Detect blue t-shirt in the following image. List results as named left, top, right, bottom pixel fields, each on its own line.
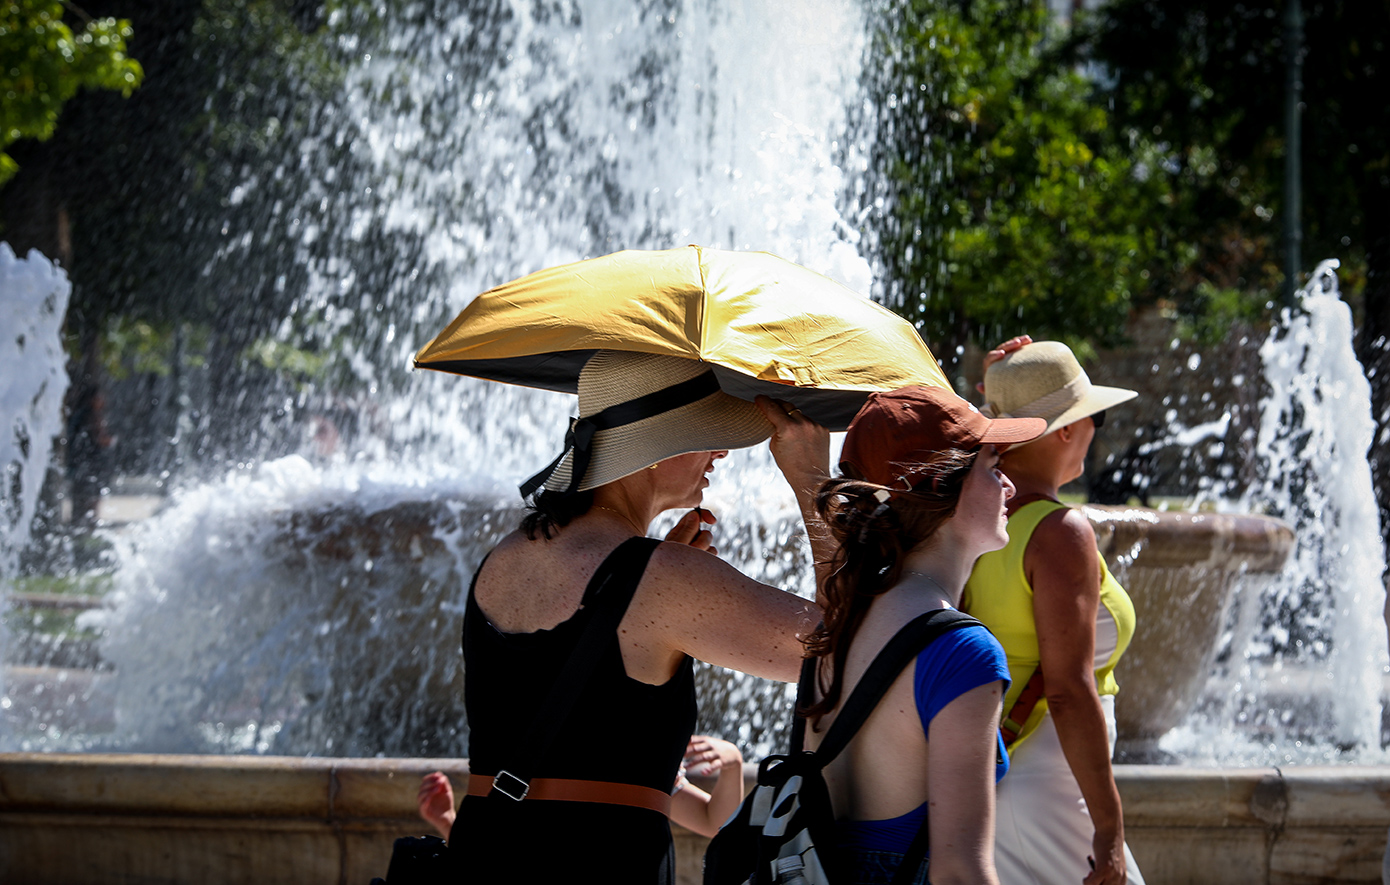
left=834, top=623, right=1010, bottom=854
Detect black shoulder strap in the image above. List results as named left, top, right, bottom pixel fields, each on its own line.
left=792, top=607, right=986, bottom=885
left=790, top=654, right=818, bottom=754
left=814, top=608, right=983, bottom=765
left=501, top=536, right=661, bottom=789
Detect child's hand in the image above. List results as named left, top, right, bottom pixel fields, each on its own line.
left=683, top=735, right=741, bottom=779
left=417, top=771, right=456, bottom=839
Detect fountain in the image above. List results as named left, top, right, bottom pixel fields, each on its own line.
left=0, top=244, right=73, bottom=735
left=1, top=1, right=1387, bottom=883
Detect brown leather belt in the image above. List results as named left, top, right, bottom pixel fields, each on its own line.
left=1001, top=668, right=1047, bottom=749
left=466, top=774, right=672, bottom=816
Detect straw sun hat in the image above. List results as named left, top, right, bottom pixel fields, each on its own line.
left=520, top=350, right=774, bottom=497
left=981, top=341, right=1138, bottom=440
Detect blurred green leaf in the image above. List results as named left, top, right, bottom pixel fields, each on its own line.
left=0, top=0, right=144, bottom=186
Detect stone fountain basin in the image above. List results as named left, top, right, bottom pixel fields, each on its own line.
left=4, top=500, right=1294, bottom=758
left=1086, top=506, right=1296, bottom=758
left=0, top=753, right=1386, bottom=885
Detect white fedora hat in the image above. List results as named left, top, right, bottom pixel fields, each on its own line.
left=981, top=341, right=1137, bottom=440
left=521, top=350, right=773, bottom=496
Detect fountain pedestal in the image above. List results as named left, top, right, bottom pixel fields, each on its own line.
left=1085, top=506, right=1296, bottom=760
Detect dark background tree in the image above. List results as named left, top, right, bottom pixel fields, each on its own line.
left=0, top=1, right=142, bottom=187
left=1069, top=0, right=1390, bottom=540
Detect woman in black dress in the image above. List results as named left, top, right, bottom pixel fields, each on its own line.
left=453, top=349, right=830, bottom=884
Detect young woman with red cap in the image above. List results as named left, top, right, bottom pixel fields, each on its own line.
left=801, top=385, right=1045, bottom=885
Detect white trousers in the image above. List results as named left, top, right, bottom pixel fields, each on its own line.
left=993, top=695, right=1145, bottom=885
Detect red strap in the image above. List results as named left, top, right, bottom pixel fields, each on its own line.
left=466, top=775, right=672, bottom=816
left=1000, top=669, right=1046, bottom=749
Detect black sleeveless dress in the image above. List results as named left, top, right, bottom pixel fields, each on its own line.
left=456, top=536, right=697, bottom=884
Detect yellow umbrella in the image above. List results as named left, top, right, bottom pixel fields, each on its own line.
left=414, top=245, right=948, bottom=430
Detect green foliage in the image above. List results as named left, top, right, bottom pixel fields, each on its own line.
left=864, top=0, right=1174, bottom=371
left=1172, top=280, right=1268, bottom=347
left=1069, top=0, right=1389, bottom=325
left=190, top=0, right=343, bottom=160
left=243, top=337, right=331, bottom=381
left=9, top=571, right=109, bottom=597
left=0, top=0, right=143, bottom=186
left=99, top=318, right=208, bottom=380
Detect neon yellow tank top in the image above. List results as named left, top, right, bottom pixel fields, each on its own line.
left=961, top=499, right=1136, bottom=749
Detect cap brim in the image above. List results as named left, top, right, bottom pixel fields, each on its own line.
left=979, top=416, right=1048, bottom=446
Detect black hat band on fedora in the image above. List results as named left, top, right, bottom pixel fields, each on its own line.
left=519, top=369, right=723, bottom=499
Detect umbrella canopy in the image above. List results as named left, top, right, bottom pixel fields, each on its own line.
left=414, top=245, right=949, bottom=430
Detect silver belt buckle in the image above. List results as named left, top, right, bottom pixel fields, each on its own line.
left=490, top=770, right=530, bottom=801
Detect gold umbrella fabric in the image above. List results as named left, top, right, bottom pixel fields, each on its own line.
left=414, top=245, right=949, bottom=430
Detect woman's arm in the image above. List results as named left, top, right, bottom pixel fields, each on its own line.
left=925, top=680, right=1005, bottom=885
left=755, top=397, right=833, bottom=604
left=669, top=736, right=746, bottom=838
left=642, top=541, right=820, bottom=683
left=1028, top=508, right=1128, bottom=885
left=628, top=404, right=827, bottom=684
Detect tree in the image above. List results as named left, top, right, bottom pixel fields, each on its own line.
left=858, top=0, right=1175, bottom=380
left=1070, top=0, right=1390, bottom=537
left=0, top=0, right=142, bottom=187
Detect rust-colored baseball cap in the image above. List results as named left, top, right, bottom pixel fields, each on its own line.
left=840, top=386, right=1046, bottom=488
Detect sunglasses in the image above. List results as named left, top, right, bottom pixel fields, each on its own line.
left=1091, top=409, right=1106, bottom=429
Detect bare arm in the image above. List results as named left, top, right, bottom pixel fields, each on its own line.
left=1027, top=509, right=1127, bottom=885
left=669, top=736, right=746, bottom=837
left=755, top=396, right=832, bottom=604
left=639, top=541, right=819, bottom=683
left=926, top=680, right=1005, bottom=885
left=976, top=335, right=1033, bottom=395
left=629, top=405, right=827, bottom=684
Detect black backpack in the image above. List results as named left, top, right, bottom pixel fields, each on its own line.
left=703, top=608, right=984, bottom=885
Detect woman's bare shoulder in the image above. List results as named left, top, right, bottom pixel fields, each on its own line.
left=645, top=538, right=748, bottom=581
left=1030, top=504, right=1099, bottom=555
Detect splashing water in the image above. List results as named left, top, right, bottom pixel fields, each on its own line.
left=1161, top=260, right=1390, bottom=764
left=256, top=0, right=873, bottom=466
left=2, top=0, right=860, bottom=757
left=0, top=246, right=70, bottom=569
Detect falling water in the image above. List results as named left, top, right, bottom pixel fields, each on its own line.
left=1, top=0, right=863, bottom=757
left=0, top=245, right=73, bottom=738
left=1161, top=260, right=1390, bottom=763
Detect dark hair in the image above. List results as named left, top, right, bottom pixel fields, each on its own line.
left=521, top=488, right=595, bottom=540
left=801, top=448, right=978, bottom=725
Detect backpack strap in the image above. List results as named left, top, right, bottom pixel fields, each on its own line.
left=790, top=653, right=818, bottom=754
left=486, top=535, right=661, bottom=800
left=790, top=609, right=984, bottom=885
left=813, top=608, right=983, bottom=764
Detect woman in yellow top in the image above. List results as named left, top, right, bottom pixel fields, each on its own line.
left=962, top=338, right=1145, bottom=885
